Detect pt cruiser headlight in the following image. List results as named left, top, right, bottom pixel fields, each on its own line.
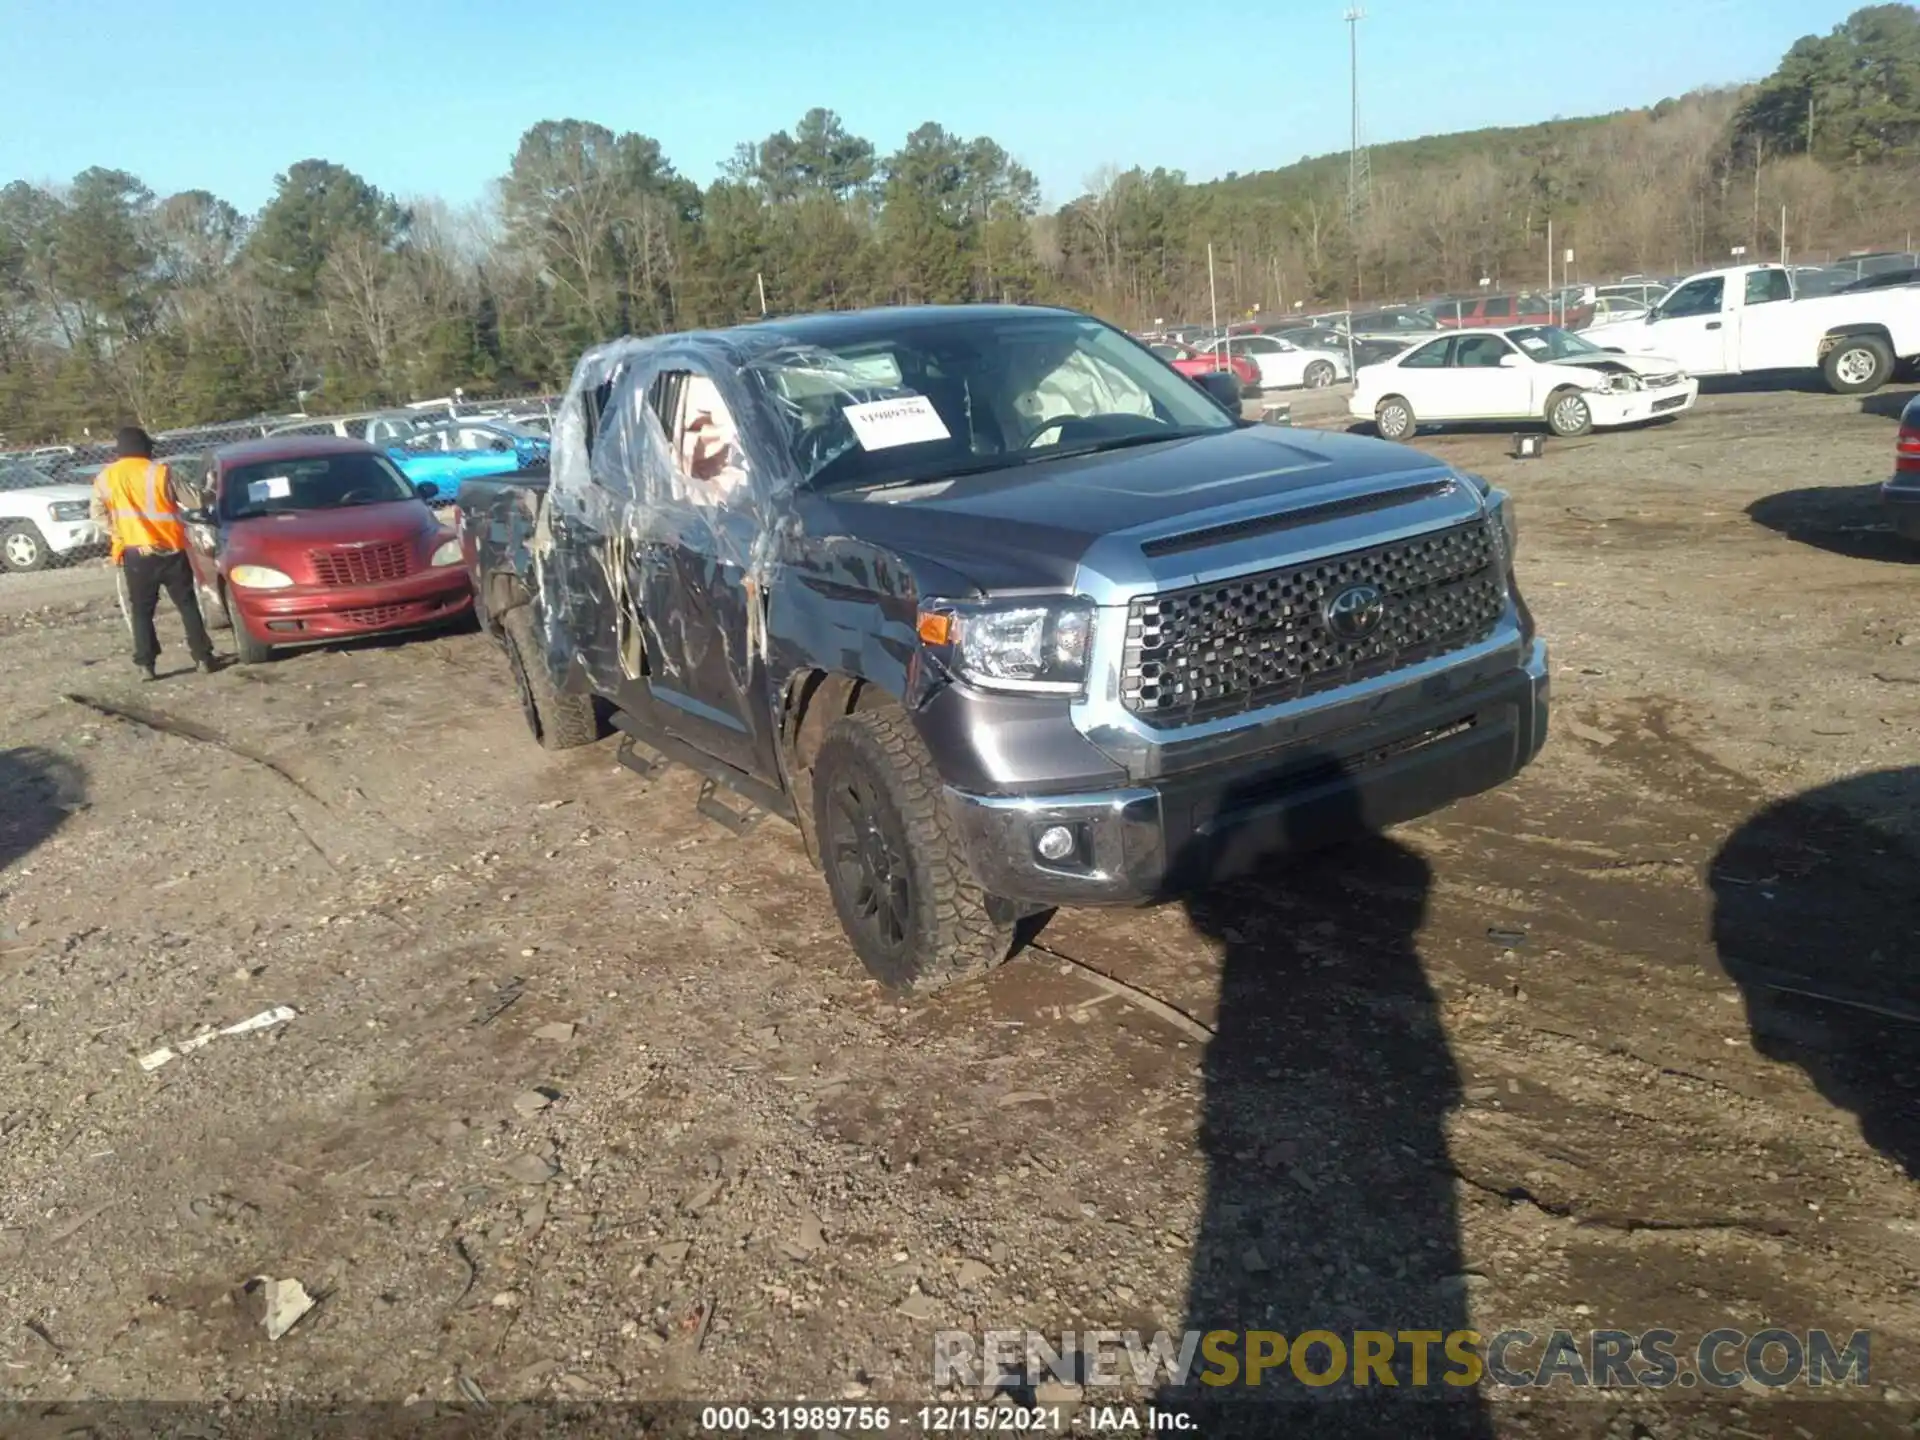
left=430, top=538, right=462, bottom=567
left=229, top=564, right=293, bottom=589
left=917, top=598, right=1095, bottom=694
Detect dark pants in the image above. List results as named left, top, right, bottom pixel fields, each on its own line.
left=122, top=549, right=214, bottom=670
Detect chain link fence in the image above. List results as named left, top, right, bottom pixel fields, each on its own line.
left=0, top=391, right=560, bottom=579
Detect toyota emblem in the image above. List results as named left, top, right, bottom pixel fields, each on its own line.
left=1324, top=582, right=1387, bottom=640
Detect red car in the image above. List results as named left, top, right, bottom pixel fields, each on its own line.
left=1434, top=292, right=1594, bottom=330
left=174, top=435, right=473, bottom=663
left=1146, top=340, right=1261, bottom=392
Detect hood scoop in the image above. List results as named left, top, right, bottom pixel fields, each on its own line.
left=1141, top=478, right=1459, bottom=558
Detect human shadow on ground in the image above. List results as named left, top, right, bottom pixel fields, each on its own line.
left=0, top=746, right=86, bottom=875
left=1164, top=765, right=1490, bottom=1437
left=1711, top=766, right=1920, bottom=1179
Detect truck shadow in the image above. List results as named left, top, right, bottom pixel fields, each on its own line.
left=1695, top=371, right=1834, bottom=397
left=1744, top=485, right=1918, bottom=564
left=1856, top=386, right=1918, bottom=422
left=0, top=746, right=86, bottom=875
left=1162, top=773, right=1489, bottom=1435
left=1710, top=767, right=1920, bottom=1179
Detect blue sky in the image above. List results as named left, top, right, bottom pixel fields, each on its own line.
left=3, top=0, right=1857, bottom=214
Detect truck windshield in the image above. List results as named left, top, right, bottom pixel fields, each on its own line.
left=755, top=314, right=1239, bottom=491
left=221, top=453, right=417, bottom=519
left=1506, top=327, right=1606, bottom=362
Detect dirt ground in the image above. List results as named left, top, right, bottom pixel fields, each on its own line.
left=2, top=382, right=1917, bottom=1438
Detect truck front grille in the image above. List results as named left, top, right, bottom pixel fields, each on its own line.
left=1120, top=519, right=1505, bottom=725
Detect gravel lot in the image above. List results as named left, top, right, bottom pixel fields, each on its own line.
left=1, top=382, right=1916, bottom=1437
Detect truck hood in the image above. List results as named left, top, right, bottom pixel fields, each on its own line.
left=1555, top=351, right=1685, bottom=377
left=1580, top=320, right=1666, bottom=354
left=3, top=483, right=92, bottom=510
left=813, top=425, right=1453, bottom=593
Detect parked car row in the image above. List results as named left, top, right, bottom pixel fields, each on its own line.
left=1343, top=259, right=1920, bottom=440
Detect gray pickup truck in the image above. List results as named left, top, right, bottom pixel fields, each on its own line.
left=459, top=305, right=1548, bottom=990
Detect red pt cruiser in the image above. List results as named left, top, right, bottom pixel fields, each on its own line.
left=177, top=435, right=473, bottom=663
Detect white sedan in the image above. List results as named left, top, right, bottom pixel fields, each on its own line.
left=1349, top=325, right=1698, bottom=440
left=1200, top=334, right=1349, bottom=391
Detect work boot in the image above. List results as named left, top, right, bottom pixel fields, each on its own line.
left=196, top=655, right=222, bottom=675
left=138, top=664, right=157, bottom=682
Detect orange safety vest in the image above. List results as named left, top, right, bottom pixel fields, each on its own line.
left=96, top=458, right=186, bottom=563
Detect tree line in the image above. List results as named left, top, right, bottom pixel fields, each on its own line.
left=4, top=4, right=1920, bottom=443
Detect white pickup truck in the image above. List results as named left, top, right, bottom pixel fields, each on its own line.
left=1583, top=262, right=1920, bottom=395
left=0, top=469, right=109, bottom=572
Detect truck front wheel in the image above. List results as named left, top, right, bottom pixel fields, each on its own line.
left=502, top=607, right=599, bottom=751
left=1822, top=336, right=1893, bottom=394
left=812, top=706, right=1016, bottom=992
left=1546, top=388, right=1593, bottom=437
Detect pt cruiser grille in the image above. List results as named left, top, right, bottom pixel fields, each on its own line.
left=1120, top=519, right=1505, bottom=725
left=308, top=542, right=413, bottom=586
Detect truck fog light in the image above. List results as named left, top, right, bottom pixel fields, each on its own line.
left=1035, top=825, right=1076, bottom=862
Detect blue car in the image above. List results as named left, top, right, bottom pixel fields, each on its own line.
left=390, top=421, right=549, bottom=501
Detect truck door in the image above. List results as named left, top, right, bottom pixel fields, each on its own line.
left=626, top=366, right=781, bottom=785
left=1648, top=276, right=1731, bottom=373
left=1735, top=267, right=1794, bottom=371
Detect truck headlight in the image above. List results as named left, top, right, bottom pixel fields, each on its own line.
left=1487, top=487, right=1518, bottom=558
left=917, top=598, right=1095, bottom=694
left=230, top=564, right=293, bottom=589
left=430, top=538, right=462, bottom=567
left=48, top=500, right=90, bottom=523
left=1606, top=372, right=1645, bottom=392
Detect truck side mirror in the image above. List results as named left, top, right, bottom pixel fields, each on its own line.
left=415, top=480, right=440, bottom=502
left=1194, top=370, right=1243, bottom=411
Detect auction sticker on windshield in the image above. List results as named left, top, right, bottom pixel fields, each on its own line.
left=844, top=395, right=950, bottom=451
left=247, top=476, right=292, bottom=502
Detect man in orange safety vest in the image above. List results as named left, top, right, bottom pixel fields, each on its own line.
left=90, top=426, right=219, bottom=680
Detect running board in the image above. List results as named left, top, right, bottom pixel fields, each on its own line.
left=608, top=709, right=794, bottom=831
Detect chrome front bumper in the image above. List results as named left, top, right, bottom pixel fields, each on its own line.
left=945, top=638, right=1550, bottom=906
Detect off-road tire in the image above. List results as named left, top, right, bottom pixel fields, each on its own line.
left=0, top=521, right=50, bottom=572
left=230, top=603, right=275, bottom=665
left=1546, top=388, right=1593, bottom=438
left=1304, top=360, right=1337, bottom=389
left=502, top=606, right=597, bottom=751
left=1822, top=335, right=1893, bottom=395
left=812, top=706, right=1016, bottom=992
left=1375, top=396, right=1415, bottom=441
